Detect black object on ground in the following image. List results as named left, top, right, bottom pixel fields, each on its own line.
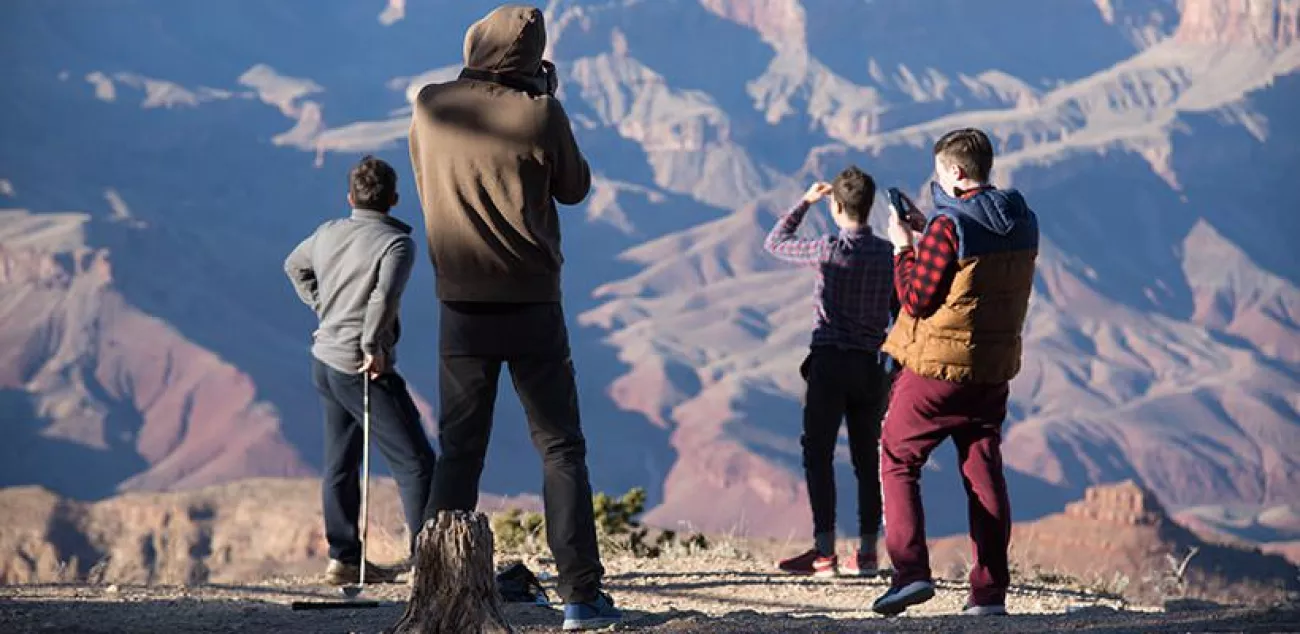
left=497, top=561, right=549, bottom=604
left=290, top=598, right=383, bottom=610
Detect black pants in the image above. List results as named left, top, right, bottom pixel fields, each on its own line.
left=430, top=301, right=604, bottom=604
left=312, top=359, right=437, bottom=564
left=800, top=347, right=890, bottom=537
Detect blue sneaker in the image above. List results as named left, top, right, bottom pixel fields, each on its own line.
left=872, top=580, right=936, bottom=616
left=562, top=591, right=623, bottom=631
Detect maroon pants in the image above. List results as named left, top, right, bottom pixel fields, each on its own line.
left=881, top=369, right=1012, bottom=606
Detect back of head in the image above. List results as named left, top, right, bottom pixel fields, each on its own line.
left=933, top=128, right=994, bottom=183
left=463, top=4, right=546, bottom=76
left=832, top=166, right=876, bottom=223
left=349, top=155, right=398, bottom=212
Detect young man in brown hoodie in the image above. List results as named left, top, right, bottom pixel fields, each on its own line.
left=407, top=4, right=619, bottom=630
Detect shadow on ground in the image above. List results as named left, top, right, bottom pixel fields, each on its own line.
left=2, top=592, right=1298, bottom=634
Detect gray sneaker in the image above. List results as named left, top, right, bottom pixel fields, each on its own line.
left=872, top=580, right=936, bottom=616
left=963, top=603, right=1008, bottom=616
left=324, top=559, right=402, bottom=585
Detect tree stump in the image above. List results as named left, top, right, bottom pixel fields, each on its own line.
left=390, top=511, right=514, bottom=634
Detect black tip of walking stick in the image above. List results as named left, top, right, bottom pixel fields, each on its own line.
left=290, top=598, right=382, bottom=610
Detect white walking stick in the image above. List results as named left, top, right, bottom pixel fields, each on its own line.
left=342, top=372, right=372, bottom=599
left=293, top=372, right=381, bottom=610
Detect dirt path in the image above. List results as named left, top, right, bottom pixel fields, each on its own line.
left=3, top=554, right=1297, bottom=633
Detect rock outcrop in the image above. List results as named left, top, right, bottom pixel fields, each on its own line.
left=0, top=210, right=312, bottom=499
left=0, top=479, right=538, bottom=585
left=930, top=482, right=1300, bottom=606
left=1175, top=0, right=1300, bottom=46
left=1065, top=480, right=1167, bottom=526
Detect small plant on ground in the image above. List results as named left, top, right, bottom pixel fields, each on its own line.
left=491, top=508, right=547, bottom=554
left=87, top=556, right=112, bottom=585
left=1029, top=566, right=1078, bottom=588
left=1082, top=570, right=1132, bottom=600
left=492, top=488, right=710, bottom=559
left=1157, top=546, right=1200, bottom=601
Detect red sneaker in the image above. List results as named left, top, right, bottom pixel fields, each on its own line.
left=840, top=550, right=879, bottom=577
left=776, top=549, right=838, bottom=577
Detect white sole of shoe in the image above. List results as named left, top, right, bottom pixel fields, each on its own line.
left=562, top=617, right=621, bottom=631
left=841, top=569, right=879, bottom=578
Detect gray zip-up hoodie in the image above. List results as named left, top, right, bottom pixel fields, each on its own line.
left=284, top=208, right=416, bottom=374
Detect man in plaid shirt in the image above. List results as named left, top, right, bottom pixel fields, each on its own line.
left=764, top=166, right=895, bottom=578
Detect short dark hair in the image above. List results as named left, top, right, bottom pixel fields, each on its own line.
left=349, top=155, right=398, bottom=212
left=933, top=128, right=994, bottom=182
left=831, top=165, right=876, bottom=223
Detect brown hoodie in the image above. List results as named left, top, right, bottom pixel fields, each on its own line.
left=409, top=4, right=591, bottom=303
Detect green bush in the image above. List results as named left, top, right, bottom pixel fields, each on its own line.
left=492, top=487, right=709, bottom=559
left=491, top=508, right=546, bottom=553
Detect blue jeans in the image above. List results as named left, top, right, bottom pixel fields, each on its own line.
left=312, top=358, right=437, bottom=564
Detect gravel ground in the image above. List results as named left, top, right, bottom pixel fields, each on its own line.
left=2, top=553, right=1297, bottom=633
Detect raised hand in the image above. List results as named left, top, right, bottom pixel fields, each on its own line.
left=802, top=182, right=833, bottom=205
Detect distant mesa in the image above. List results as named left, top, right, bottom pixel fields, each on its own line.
left=1065, top=479, right=1166, bottom=527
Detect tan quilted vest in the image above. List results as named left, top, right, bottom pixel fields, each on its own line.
left=882, top=248, right=1037, bottom=384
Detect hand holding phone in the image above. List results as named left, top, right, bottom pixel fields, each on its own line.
left=887, top=187, right=925, bottom=231
left=540, top=60, right=558, bottom=96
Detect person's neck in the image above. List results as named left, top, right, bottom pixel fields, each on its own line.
left=952, top=180, right=990, bottom=197
left=838, top=221, right=865, bottom=233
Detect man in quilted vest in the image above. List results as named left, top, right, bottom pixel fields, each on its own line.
left=870, top=128, right=1039, bottom=617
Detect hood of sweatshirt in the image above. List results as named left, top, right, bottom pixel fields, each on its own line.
left=463, top=4, right=546, bottom=78
left=930, top=180, right=1031, bottom=237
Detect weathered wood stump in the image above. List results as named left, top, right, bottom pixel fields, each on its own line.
left=390, top=511, right=514, bottom=634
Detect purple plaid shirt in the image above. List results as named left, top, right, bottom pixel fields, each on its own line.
left=764, top=201, right=894, bottom=352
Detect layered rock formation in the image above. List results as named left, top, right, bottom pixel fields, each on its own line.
left=0, top=479, right=537, bottom=585
left=0, top=211, right=311, bottom=498
left=930, top=481, right=1300, bottom=606
left=0, top=0, right=1296, bottom=554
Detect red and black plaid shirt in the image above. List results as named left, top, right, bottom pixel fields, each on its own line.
left=764, top=201, right=895, bottom=351
left=895, top=215, right=959, bottom=318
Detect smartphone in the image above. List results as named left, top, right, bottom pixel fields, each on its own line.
left=539, top=60, right=558, bottom=96
left=886, top=187, right=910, bottom=221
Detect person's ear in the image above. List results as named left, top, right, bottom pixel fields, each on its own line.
left=347, top=191, right=355, bottom=208
left=391, top=192, right=400, bottom=208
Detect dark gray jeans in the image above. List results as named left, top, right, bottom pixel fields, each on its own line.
left=312, top=358, right=436, bottom=563
left=800, top=347, right=891, bottom=537
left=429, top=301, right=605, bottom=604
